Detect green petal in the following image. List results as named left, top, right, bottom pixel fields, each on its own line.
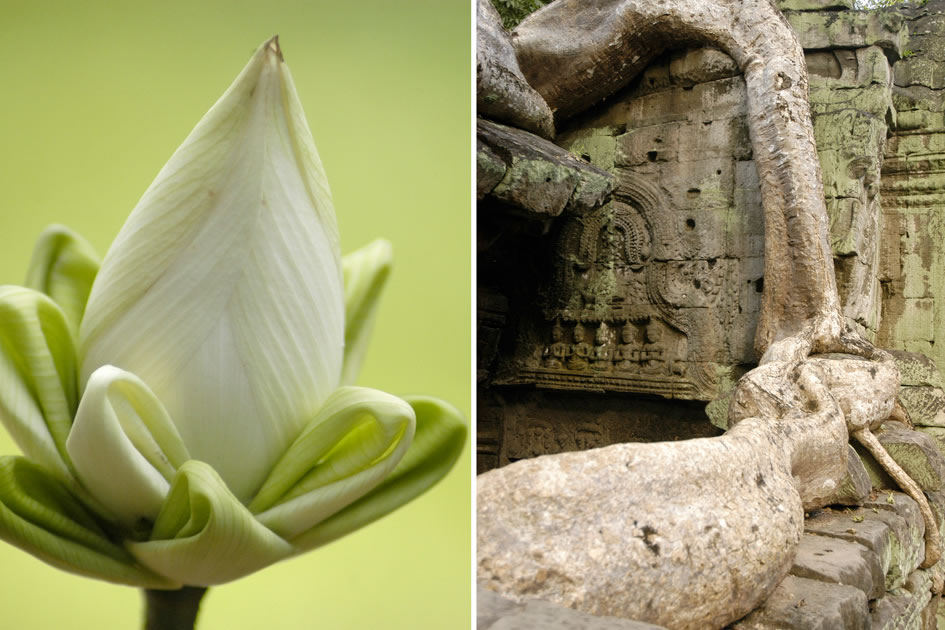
left=341, top=240, right=392, bottom=385
left=249, top=386, right=414, bottom=539
left=66, top=365, right=190, bottom=532
left=0, top=456, right=176, bottom=588
left=0, top=286, right=77, bottom=480
left=24, top=225, right=100, bottom=335
left=128, top=461, right=293, bottom=586
left=289, top=395, right=466, bottom=552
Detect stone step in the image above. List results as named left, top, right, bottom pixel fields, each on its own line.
left=731, top=575, right=869, bottom=630
left=789, top=533, right=885, bottom=600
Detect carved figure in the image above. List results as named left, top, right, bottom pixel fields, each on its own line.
left=542, top=322, right=568, bottom=368
left=614, top=324, right=639, bottom=371
left=567, top=323, right=592, bottom=370
left=591, top=323, right=614, bottom=371
left=640, top=322, right=666, bottom=374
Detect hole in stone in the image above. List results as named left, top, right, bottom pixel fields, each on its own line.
left=580, top=153, right=591, bottom=162
left=755, top=278, right=764, bottom=293
left=703, top=120, right=712, bottom=126
left=717, top=169, right=722, bottom=175
left=685, top=218, right=696, bottom=230
left=647, top=151, right=659, bottom=162
left=693, top=279, right=701, bottom=289
left=687, top=188, right=701, bottom=199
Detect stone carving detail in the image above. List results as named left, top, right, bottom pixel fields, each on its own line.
left=506, top=180, right=718, bottom=397
left=504, top=417, right=611, bottom=461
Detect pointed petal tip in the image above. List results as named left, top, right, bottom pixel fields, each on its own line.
left=266, top=35, right=283, bottom=62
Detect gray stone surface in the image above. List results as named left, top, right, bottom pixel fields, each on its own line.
left=731, top=575, right=869, bottom=630
left=789, top=533, right=885, bottom=600
left=864, top=493, right=927, bottom=590
left=477, top=586, right=667, bottom=630
left=477, top=118, right=614, bottom=218
left=876, top=423, right=945, bottom=492
left=784, top=10, right=907, bottom=58
left=828, top=445, right=873, bottom=507
left=805, top=508, right=892, bottom=577
left=777, top=0, right=853, bottom=9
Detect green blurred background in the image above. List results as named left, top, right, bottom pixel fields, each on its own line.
left=0, top=0, right=470, bottom=628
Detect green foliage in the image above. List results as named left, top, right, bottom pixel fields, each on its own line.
left=490, top=0, right=551, bottom=30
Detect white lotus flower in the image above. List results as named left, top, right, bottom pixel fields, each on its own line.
left=0, top=37, right=465, bottom=589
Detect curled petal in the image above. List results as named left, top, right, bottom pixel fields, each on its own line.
left=0, top=286, right=77, bottom=480
left=0, top=456, right=176, bottom=588
left=250, top=387, right=415, bottom=539
left=78, top=38, right=344, bottom=501
left=128, top=461, right=293, bottom=586
left=66, top=365, right=189, bottom=532
left=341, top=239, right=392, bottom=385
left=288, top=395, right=466, bottom=551
left=25, top=225, right=100, bottom=334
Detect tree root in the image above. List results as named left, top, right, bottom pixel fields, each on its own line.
left=852, top=428, right=942, bottom=576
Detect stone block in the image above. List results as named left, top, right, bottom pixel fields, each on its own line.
left=894, top=299, right=936, bottom=345
left=732, top=575, right=868, bottom=630
left=478, top=138, right=507, bottom=199
left=477, top=587, right=668, bottom=630
left=789, top=533, right=884, bottom=600
left=824, top=445, right=873, bottom=506
left=806, top=507, right=891, bottom=575
left=614, top=124, right=679, bottom=167
left=900, top=386, right=945, bottom=427
left=887, top=350, right=945, bottom=387
left=863, top=492, right=926, bottom=590
left=876, top=423, right=945, bottom=492
left=785, top=10, right=907, bottom=58
left=807, top=46, right=890, bottom=89
left=777, top=0, right=853, bottom=9
left=478, top=119, right=614, bottom=218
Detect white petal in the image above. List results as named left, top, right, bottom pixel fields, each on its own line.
left=78, top=38, right=344, bottom=501
left=66, top=366, right=190, bottom=530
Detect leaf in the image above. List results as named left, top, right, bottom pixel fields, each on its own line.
left=78, top=37, right=344, bottom=502
left=24, top=225, right=100, bottom=334
left=66, top=365, right=190, bottom=533
left=128, top=461, right=293, bottom=586
left=340, top=239, right=392, bottom=385
left=289, top=395, right=466, bottom=551
left=250, top=386, right=415, bottom=539
left=0, top=286, right=78, bottom=481
left=0, top=456, right=176, bottom=588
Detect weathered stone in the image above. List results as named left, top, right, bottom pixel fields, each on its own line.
left=789, top=533, right=885, bottom=600
left=477, top=587, right=668, bottom=630
left=478, top=138, right=507, bottom=199
left=476, top=0, right=554, bottom=139
left=784, top=10, right=907, bottom=59
left=806, top=508, right=892, bottom=577
left=777, top=0, right=853, bottom=9
left=478, top=118, right=614, bottom=218
left=901, top=387, right=945, bottom=427
left=863, top=492, right=927, bottom=589
left=876, top=423, right=945, bottom=492
left=731, top=575, right=868, bottom=630
left=890, top=351, right=945, bottom=389
left=825, top=445, right=873, bottom=506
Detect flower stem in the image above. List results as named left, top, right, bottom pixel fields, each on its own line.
left=143, top=587, right=208, bottom=630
